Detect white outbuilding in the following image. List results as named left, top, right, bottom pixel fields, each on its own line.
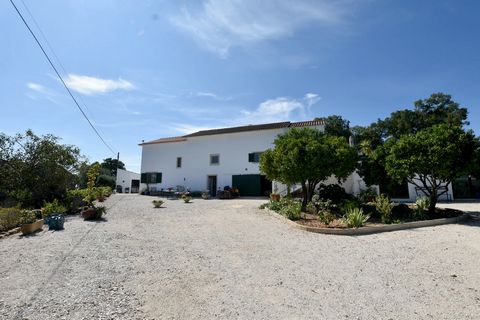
left=116, top=168, right=141, bottom=193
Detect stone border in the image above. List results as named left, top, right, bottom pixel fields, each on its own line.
left=264, top=209, right=471, bottom=235
left=0, top=227, right=21, bottom=240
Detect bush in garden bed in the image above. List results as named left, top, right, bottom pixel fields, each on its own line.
left=343, top=207, right=370, bottom=228
left=41, top=199, right=67, bottom=218
left=0, top=207, right=23, bottom=232
left=261, top=197, right=302, bottom=220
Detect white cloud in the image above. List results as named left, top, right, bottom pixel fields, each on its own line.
left=304, top=92, right=321, bottom=107
left=170, top=0, right=348, bottom=57
left=191, top=91, right=232, bottom=101
left=64, top=74, right=134, bottom=95
left=26, top=82, right=63, bottom=105
left=27, top=82, right=47, bottom=93
left=170, top=92, right=321, bottom=134
left=171, top=123, right=221, bottom=135
left=239, top=93, right=318, bottom=124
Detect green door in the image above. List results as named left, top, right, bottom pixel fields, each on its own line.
left=232, top=174, right=261, bottom=196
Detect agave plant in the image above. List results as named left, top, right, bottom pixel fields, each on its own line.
left=152, top=200, right=164, bottom=208
left=344, top=207, right=370, bottom=228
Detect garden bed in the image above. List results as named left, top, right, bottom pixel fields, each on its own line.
left=268, top=208, right=469, bottom=235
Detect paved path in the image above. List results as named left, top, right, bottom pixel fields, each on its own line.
left=1, top=195, right=479, bottom=319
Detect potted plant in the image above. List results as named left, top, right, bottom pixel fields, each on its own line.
left=41, top=199, right=67, bottom=230
left=152, top=200, right=164, bottom=208
left=201, top=190, right=210, bottom=200
left=96, top=187, right=106, bottom=202
left=19, top=210, right=43, bottom=235
left=47, top=215, right=65, bottom=230
left=181, top=193, right=192, bottom=203
left=270, top=186, right=280, bottom=201
left=81, top=164, right=107, bottom=220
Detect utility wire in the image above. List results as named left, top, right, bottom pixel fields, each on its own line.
left=9, top=0, right=117, bottom=156
left=18, top=0, right=98, bottom=122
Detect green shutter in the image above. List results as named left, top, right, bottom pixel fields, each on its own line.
left=156, top=172, right=162, bottom=183
left=248, top=153, right=254, bottom=162
left=141, top=173, right=147, bottom=183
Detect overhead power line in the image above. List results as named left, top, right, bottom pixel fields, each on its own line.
left=9, top=0, right=117, bottom=156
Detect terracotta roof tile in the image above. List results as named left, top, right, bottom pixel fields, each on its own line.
left=140, top=119, right=324, bottom=145
left=139, top=136, right=187, bottom=146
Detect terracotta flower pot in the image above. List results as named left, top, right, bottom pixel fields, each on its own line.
left=81, top=207, right=97, bottom=220
left=20, top=220, right=43, bottom=235
left=270, top=194, right=281, bottom=201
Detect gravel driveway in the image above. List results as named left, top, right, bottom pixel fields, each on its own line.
left=1, top=194, right=479, bottom=320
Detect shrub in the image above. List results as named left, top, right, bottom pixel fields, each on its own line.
left=279, top=199, right=301, bottom=220
left=344, top=207, right=370, bottom=228
left=311, top=194, right=336, bottom=213
left=0, top=208, right=22, bottom=231
left=152, top=200, right=164, bottom=208
left=415, top=196, right=430, bottom=212
left=317, top=183, right=351, bottom=204
left=357, top=187, right=378, bottom=204
left=306, top=202, right=317, bottom=215
left=41, top=199, right=67, bottom=218
left=339, top=199, right=359, bottom=214
left=374, top=194, right=395, bottom=224
left=259, top=203, right=268, bottom=209
left=94, top=206, right=107, bottom=219
left=181, top=194, right=192, bottom=203
left=66, top=189, right=87, bottom=213
left=318, top=211, right=335, bottom=225
left=413, top=196, right=430, bottom=220
left=267, top=198, right=283, bottom=212
left=265, top=197, right=301, bottom=220
left=18, top=210, right=37, bottom=225
left=96, top=174, right=115, bottom=189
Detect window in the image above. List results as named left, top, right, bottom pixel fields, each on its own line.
left=248, top=152, right=263, bottom=163
left=210, top=154, right=220, bottom=165
left=141, top=172, right=162, bottom=184
left=176, top=157, right=182, bottom=168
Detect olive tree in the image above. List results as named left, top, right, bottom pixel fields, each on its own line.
left=385, top=124, right=476, bottom=212
left=260, top=127, right=357, bottom=211
left=0, top=130, right=82, bottom=207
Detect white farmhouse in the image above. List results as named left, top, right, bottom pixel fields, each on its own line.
left=139, top=119, right=456, bottom=201
left=139, top=120, right=324, bottom=196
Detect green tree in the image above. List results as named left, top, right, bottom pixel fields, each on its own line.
left=100, top=157, right=125, bottom=177
left=260, top=128, right=357, bottom=211
left=0, top=130, right=82, bottom=207
left=385, top=124, right=476, bottom=211
left=315, top=115, right=351, bottom=140
left=354, top=93, right=470, bottom=191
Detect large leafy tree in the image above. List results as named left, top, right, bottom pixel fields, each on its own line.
left=0, top=130, right=82, bottom=207
left=100, top=157, right=125, bottom=177
left=385, top=124, right=476, bottom=211
left=355, top=93, right=470, bottom=190
left=260, top=128, right=357, bottom=211
left=315, top=115, right=351, bottom=140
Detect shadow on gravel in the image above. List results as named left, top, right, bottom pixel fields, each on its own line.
left=18, top=229, right=43, bottom=238
left=459, top=214, right=480, bottom=228
left=12, top=196, right=124, bottom=319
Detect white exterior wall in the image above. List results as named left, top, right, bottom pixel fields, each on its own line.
left=141, top=125, right=324, bottom=192
left=116, top=169, right=141, bottom=193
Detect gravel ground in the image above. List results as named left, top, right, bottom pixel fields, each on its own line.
left=1, top=194, right=479, bottom=320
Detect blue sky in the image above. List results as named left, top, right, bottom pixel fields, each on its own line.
left=1, top=0, right=479, bottom=172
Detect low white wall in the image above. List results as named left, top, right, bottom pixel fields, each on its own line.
left=407, top=177, right=454, bottom=201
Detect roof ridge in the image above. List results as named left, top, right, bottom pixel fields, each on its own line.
left=140, top=119, right=325, bottom=145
